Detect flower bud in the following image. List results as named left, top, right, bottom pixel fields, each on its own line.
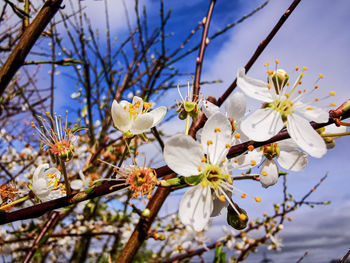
left=271, top=69, right=289, bottom=93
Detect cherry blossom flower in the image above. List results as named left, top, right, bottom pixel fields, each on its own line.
left=111, top=96, right=167, bottom=135
left=237, top=67, right=330, bottom=158
left=31, top=164, right=66, bottom=202
left=164, top=112, right=249, bottom=231
left=232, top=139, right=308, bottom=188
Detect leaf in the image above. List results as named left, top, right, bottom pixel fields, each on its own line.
left=71, top=126, right=86, bottom=134
left=214, top=244, right=226, bottom=263
left=184, top=175, right=203, bottom=186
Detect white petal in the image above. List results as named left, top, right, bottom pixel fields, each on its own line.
left=240, top=108, right=283, bottom=141
left=260, top=159, right=279, bottom=188
left=179, top=185, right=213, bottom=232
left=132, top=96, right=144, bottom=115
left=277, top=150, right=308, bottom=171
left=294, top=101, right=329, bottom=123
left=33, top=164, right=49, bottom=181
left=232, top=150, right=263, bottom=170
left=211, top=195, right=229, bottom=217
left=32, top=178, right=50, bottom=199
left=225, top=92, right=246, bottom=120
left=129, top=114, right=154, bottom=134
left=196, top=128, right=203, bottom=143
left=111, top=100, right=132, bottom=132
left=148, top=106, right=167, bottom=127
left=202, top=100, right=220, bottom=118
left=163, top=134, right=203, bottom=177
left=237, top=68, right=273, bottom=102
left=287, top=114, right=326, bottom=158
left=71, top=179, right=84, bottom=190
left=277, top=138, right=299, bottom=151
left=324, top=123, right=347, bottom=135
left=201, top=112, right=232, bottom=165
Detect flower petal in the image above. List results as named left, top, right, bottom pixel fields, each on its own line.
left=70, top=179, right=84, bottom=190
left=201, top=112, right=232, bottom=165
left=294, top=101, right=329, bottom=123
left=232, top=150, right=263, bottom=170
left=324, top=123, right=347, bottom=135
left=129, top=114, right=154, bottom=134
left=179, top=185, right=213, bottom=232
left=202, top=100, right=220, bottom=119
left=240, top=108, right=283, bottom=141
left=148, top=106, right=167, bottom=127
left=33, top=164, right=49, bottom=181
left=277, top=150, right=308, bottom=171
left=211, top=194, right=229, bottom=217
left=237, top=68, right=273, bottom=102
left=277, top=138, right=299, bottom=151
left=287, top=114, right=326, bottom=158
left=164, top=134, right=204, bottom=177
left=111, top=100, right=132, bottom=132
left=260, top=159, right=279, bottom=188
left=225, top=92, right=246, bottom=120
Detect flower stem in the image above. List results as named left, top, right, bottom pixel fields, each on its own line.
left=60, top=160, right=71, bottom=196
left=337, top=121, right=350, bottom=127
left=0, top=195, right=30, bottom=210
left=321, top=132, right=350, bottom=137
left=185, top=113, right=191, bottom=135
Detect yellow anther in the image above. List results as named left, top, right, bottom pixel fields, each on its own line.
left=306, top=107, right=314, bottom=110
left=197, top=166, right=202, bottom=172
left=315, top=98, right=319, bottom=102
left=315, top=85, right=319, bottom=89
left=285, top=93, right=290, bottom=99
left=248, top=145, right=254, bottom=151
left=234, top=160, right=238, bottom=163
left=218, top=195, right=226, bottom=202
left=144, top=102, right=152, bottom=109
left=330, top=102, right=337, bottom=107
left=201, top=181, right=208, bottom=187
left=298, top=90, right=302, bottom=94
left=241, top=172, right=245, bottom=176
left=254, top=196, right=262, bottom=202
left=267, top=70, right=274, bottom=76
left=123, top=106, right=127, bottom=110
left=302, top=66, right=308, bottom=71
left=267, top=83, right=271, bottom=90
left=329, top=91, right=336, bottom=96
left=241, top=193, right=247, bottom=199
left=264, top=62, right=270, bottom=67
left=234, top=133, right=240, bottom=139
left=221, top=159, right=226, bottom=163
left=262, top=171, right=268, bottom=177
left=287, top=82, right=290, bottom=86
left=225, top=144, right=231, bottom=149
left=214, top=128, right=221, bottom=133
left=239, top=213, right=247, bottom=221
left=275, top=59, right=279, bottom=64
left=295, top=66, right=299, bottom=71
left=201, top=156, right=207, bottom=162
left=207, top=140, right=213, bottom=146
left=298, top=81, right=302, bottom=85
left=250, top=160, right=256, bottom=166
left=228, top=178, right=233, bottom=185
left=319, top=73, right=324, bottom=79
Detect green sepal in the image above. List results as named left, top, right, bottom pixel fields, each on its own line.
left=214, top=244, right=226, bottom=263
left=227, top=202, right=249, bottom=230
left=184, top=175, right=203, bottom=186
left=71, top=126, right=86, bottom=134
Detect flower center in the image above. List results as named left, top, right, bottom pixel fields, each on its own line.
left=201, top=163, right=227, bottom=190
left=126, top=167, right=157, bottom=198
left=261, top=143, right=280, bottom=160
left=269, top=98, right=294, bottom=121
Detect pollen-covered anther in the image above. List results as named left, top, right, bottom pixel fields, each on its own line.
left=319, top=73, right=324, bottom=79
left=285, top=93, right=290, bottom=99
left=218, top=195, right=226, bottom=202
left=306, top=107, right=314, bottom=110
left=315, top=98, right=319, bottom=102
left=201, top=156, right=207, bottom=162
left=225, top=144, right=231, bottom=149
left=248, top=145, right=254, bottom=151
left=329, top=91, right=336, bottom=96
left=315, top=85, right=319, bottom=89
left=267, top=83, right=271, bottom=90
left=302, top=66, right=308, bottom=71
left=250, top=160, right=256, bottom=166
left=264, top=62, right=270, bottom=67
left=295, top=66, right=299, bottom=71
left=228, top=178, right=233, bottom=185
left=234, top=133, right=240, bottom=139
left=214, top=127, right=221, bottom=133
left=239, top=213, right=247, bottom=221
left=262, top=171, right=268, bottom=177
left=198, top=166, right=202, bottom=172
left=241, top=193, right=247, bottom=199
left=275, top=59, right=279, bottom=64
left=330, top=102, right=337, bottom=107
left=234, top=160, right=238, bottom=163
left=207, top=140, right=213, bottom=146
left=254, top=196, right=262, bottom=202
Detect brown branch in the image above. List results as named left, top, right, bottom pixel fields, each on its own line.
left=193, top=0, right=216, bottom=99
left=217, top=0, right=302, bottom=106
left=340, top=249, right=350, bottom=263
left=0, top=0, right=63, bottom=96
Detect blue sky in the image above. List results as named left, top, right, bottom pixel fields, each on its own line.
left=3, top=0, right=349, bottom=261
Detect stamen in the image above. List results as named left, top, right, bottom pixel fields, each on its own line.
left=254, top=196, right=262, bottom=202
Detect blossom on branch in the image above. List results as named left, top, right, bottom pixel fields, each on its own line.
left=237, top=66, right=331, bottom=158
left=111, top=96, right=167, bottom=135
